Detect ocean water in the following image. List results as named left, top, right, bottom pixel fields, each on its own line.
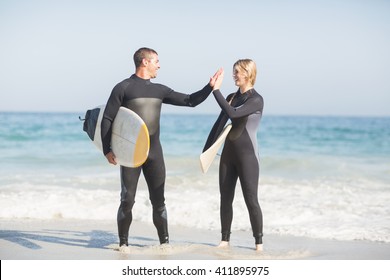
left=0, top=111, right=389, bottom=243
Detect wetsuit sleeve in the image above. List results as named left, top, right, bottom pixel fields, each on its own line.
left=101, top=83, right=125, bottom=155
left=163, top=84, right=213, bottom=107
left=212, top=89, right=263, bottom=119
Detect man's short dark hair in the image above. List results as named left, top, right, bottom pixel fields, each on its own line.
left=133, top=47, right=158, bottom=68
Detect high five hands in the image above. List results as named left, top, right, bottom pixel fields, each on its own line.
left=209, top=68, right=224, bottom=90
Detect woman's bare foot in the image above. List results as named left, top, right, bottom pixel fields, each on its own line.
left=255, top=244, right=263, bottom=251
left=217, top=241, right=230, bottom=248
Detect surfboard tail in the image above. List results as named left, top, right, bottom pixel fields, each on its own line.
left=199, top=153, right=211, bottom=173
left=199, top=124, right=232, bottom=174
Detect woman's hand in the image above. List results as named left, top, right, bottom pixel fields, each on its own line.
left=209, top=68, right=223, bottom=88
left=212, top=68, right=224, bottom=90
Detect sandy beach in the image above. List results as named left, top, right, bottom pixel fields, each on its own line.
left=1, top=218, right=389, bottom=260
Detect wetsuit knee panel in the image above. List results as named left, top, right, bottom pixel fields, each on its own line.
left=153, top=204, right=167, bottom=215
left=119, top=199, right=135, bottom=214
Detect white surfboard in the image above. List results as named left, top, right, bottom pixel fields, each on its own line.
left=93, top=105, right=150, bottom=167
left=200, top=124, right=232, bottom=173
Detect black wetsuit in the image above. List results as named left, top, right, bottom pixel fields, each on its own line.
left=102, top=74, right=212, bottom=245
left=203, top=88, right=264, bottom=244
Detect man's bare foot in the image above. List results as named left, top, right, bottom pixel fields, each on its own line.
left=159, top=243, right=172, bottom=253
left=118, top=245, right=130, bottom=253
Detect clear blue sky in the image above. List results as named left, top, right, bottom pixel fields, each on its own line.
left=1, top=0, right=389, bottom=116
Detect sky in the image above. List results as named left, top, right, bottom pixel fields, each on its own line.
left=1, top=0, right=389, bottom=116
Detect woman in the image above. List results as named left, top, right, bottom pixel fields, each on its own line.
left=203, top=59, right=264, bottom=251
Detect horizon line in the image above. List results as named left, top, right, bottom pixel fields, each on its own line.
left=0, top=110, right=389, bottom=119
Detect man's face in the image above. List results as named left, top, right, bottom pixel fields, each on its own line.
left=145, top=53, right=160, bottom=79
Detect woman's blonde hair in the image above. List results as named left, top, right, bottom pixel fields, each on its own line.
left=233, top=59, right=257, bottom=86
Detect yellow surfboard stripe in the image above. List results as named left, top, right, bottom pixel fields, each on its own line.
left=133, top=123, right=150, bottom=167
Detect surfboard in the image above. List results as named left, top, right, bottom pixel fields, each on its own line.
left=90, top=105, right=150, bottom=167
left=199, top=124, right=232, bottom=173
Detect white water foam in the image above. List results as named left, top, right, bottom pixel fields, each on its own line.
left=1, top=162, right=389, bottom=244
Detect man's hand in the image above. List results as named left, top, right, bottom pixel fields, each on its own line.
left=105, top=151, right=117, bottom=165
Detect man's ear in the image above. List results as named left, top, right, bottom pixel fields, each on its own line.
left=141, top=58, right=148, bottom=66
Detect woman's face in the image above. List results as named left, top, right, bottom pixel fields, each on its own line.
left=233, top=67, right=247, bottom=87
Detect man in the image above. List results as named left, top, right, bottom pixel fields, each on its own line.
left=101, top=47, right=220, bottom=250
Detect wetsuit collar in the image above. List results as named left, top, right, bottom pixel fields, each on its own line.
left=238, top=88, right=254, bottom=95
left=131, top=74, right=151, bottom=84
left=233, top=89, right=253, bottom=107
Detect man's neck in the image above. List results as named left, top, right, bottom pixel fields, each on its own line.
left=135, top=68, right=151, bottom=80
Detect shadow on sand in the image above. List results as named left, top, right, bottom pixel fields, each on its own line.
left=0, top=229, right=118, bottom=250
